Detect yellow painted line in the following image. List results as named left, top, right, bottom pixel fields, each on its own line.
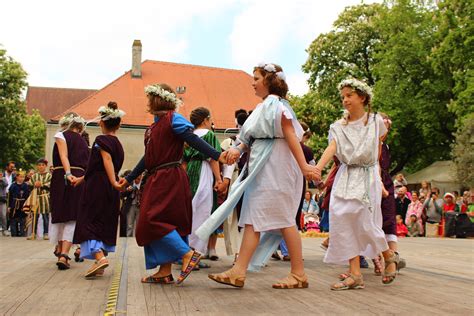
left=104, top=260, right=124, bottom=316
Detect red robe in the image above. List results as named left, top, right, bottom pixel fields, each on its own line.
left=136, top=111, right=193, bottom=247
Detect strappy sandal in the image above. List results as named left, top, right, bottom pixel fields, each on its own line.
left=141, top=274, right=175, bottom=284
left=272, top=273, right=309, bottom=289
left=176, top=251, right=201, bottom=285
left=338, top=270, right=351, bottom=281
left=85, top=257, right=109, bottom=278
left=383, top=251, right=400, bottom=285
left=53, top=245, right=60, bottom=258
left=208, top=269, right=246, bottom=288
left=56, top=254, right=71, bottom=270
left=74, top=249, right=84, bottom=262
left=320, top=238, right=329, bottom=251
left=331, top=274, right=364, bottom=291
left=372, top=255, right=383, bottom=276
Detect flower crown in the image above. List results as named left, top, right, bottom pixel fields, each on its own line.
left=58, top=114, right=86, bottom=129
left=257, top=62, right=287, bottom=82
left=98, top=106, right=126, bottom=121
left=338, top=78, right=373, bottom=100
left=144, top=84, right=182, bottom=107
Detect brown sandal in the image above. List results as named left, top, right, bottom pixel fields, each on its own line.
left=338, top=270, right=351, bottom=281
left=208, top=269, right=246, bottom=288
left=331, top=274, right=364, bottom=291
left=382, top=251, right=399, bottom=284
left=85, top=257, right=109, bottom=278
left=56, top=254, right=71, bottom=270
left=141, top=274, right=175, bottom=284
left=373, top=255, right=383, bottom=276
left=272, top=273, right=309, bottom=289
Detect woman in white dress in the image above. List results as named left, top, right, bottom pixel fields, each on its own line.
left=315, top=78, right=400, bottom=290
left=207, top=63, right=318, bottom=289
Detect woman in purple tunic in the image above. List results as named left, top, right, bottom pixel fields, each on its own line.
left=50, top=113, right=89, bottom=270
left=73, top=102, right=125, bottom=278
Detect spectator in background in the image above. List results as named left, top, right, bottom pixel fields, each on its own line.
left=396, top=215, right=408, bottom=237
left=405, top=191, right=424, bottom=236
left=442, top=193, right=459, bottom=213
left=419, top=180, right=431, bottom=199
left=460, top=191, right=470, bottom=213
left=466, top=190, right=474, bottom=223
left=406, top=214, right=421, bottom=237
left=3, top=161, right=16, bottom=190
left=395, top=186, right=410, bottom=220
left=8, top=171, right=29, bottom=237
left=0, top=171, right=9, bottom=236
left=453, top=191, right=463, bottom=207
left=424, top=187, right=443, bottom=221
left=393, top=173, right=407, bottom=196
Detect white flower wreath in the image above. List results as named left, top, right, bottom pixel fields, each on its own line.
left=338, top=78, right=373, bottom=99
left=98, top=106, right=126, bottom=121
left=257, top=62, right=287, bottom=82
left=58, top=114, right=86, bottom=128
left=144, top=84, right=182, bottom=106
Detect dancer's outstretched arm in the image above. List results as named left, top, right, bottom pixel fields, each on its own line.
left=315, top=140, right=337, bottom=180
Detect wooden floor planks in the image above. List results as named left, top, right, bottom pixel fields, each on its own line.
left=0, top=235, right=472, bottom=315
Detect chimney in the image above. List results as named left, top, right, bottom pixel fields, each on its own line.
left=131, top=40, right=142, bottom=78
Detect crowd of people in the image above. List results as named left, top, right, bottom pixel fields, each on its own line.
left=1, top=62, right=473, bottom=292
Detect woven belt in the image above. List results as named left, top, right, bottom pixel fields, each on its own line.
left=52, top=166, right=85, bottom=172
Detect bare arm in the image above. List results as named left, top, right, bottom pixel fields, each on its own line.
left=56, top=138, right=75, bottom=183
left=316, top=140, right=337, bottom=171
left=281, top=116, right=316, bottom=180
left=282, top=116, right=307, bottom=170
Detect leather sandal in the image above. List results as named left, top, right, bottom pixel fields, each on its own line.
left=74, top=249, right=84, bottom=262
left=331, top=274, right=364, bottom=291
left=56, top=254, right=71, bottom=270
left=383, top=251, right=400, bottom=284
left=85, top=257, right=109, bottom=278
left=372, top=255, right=383, bottom=276
left=141, top=274, right=175, bottom=284
left=208, top=269, right=246, bottom=288
left=338, top=270, right=351, bottom=280
left=272, top=273, right=308, bottom=289
left=176, top=250, right=201, bottom=285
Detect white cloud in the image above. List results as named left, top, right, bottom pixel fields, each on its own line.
left=229, top=0, right=382, bottom=95
left=1, top=0, right=380, bottom=95
left=0, top=0, right=235, bottom=89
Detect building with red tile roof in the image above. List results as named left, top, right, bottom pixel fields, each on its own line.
left=53, top=59, right=259, bottom=129
left=26, top=86, right=97, bottom=120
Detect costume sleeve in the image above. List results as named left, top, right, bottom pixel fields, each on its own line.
left=178, top=129, right=221, bottom=161
left=376, top=114, right=388, bottom=139
left=172, top=113, right=194, bottom=135
left=54, top=132, right=66, bottom=141
left=94, top=135, right=113, bottom=154
left=125, top=156, right=145, bottom=184
left=42, top=174, right=52, bottom=190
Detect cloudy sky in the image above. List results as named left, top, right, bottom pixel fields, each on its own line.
left=1, top=0, right=379, bottom=96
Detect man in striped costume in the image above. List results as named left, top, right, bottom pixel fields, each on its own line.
left=28, top=159, right=52, bottom=240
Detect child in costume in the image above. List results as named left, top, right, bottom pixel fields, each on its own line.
left=315, top=78, right=400, bottom=290
left=202, top=63, right=317, bottom=289
left=49, top=112, right=89, bottom=270
left=73, top=102, right=125, bottom=278
left=8, top=171, right=29, bottom=237
left=119, top=84, right=224, bottom=285
left=26, top=158, right=52, bottom=240
left=184, top=107, right=223, bottom=261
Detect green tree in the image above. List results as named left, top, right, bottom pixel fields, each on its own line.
left=431, top=0, right=474, bottom=122
left=372, top=0, right=455, bottom=174
left=452, top=113, right=474, bottom=187
left=0, top=47, right=45, bottom=169
left=290, top=92, right=340, bottom=158
left=303, top=3, right=386, bottom=105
